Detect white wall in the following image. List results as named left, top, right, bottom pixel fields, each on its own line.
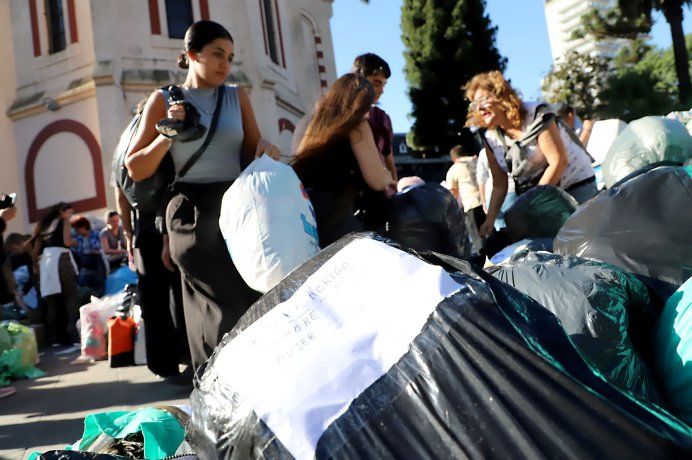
left=0, top=0, right=23, bottom=234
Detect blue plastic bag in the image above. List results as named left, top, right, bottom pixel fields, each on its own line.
left=104, top=267, right=137, bottom=295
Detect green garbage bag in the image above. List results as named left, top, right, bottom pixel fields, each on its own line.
left=6, top=321, right=38, bottom=368
left=504, top=185, right=578, bottom=243
left=602, top=116, right=692, bottom=188
left=655, top=277, right=692, bottom=426
left=0, top=321, right=44, bottom=386
left=0, top=326, right=11, bottom=354
left=75, top=408, right=185, bottom=459
left=488, top=251, right=662, bottom=404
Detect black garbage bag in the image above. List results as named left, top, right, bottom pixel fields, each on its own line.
left=385, top=183, right=471, bottom=260
left=487, top=251, right=661, bottom=404
left=36, top=452, right=125, bottom=460
left=187, top=233, right=692, bottom=460
left=504, top=185, right=578, bottom=243
left=489, top=237, right=554, bottom=265
left=601, top=116, right=692, bottom=188
left=554, top=166, right=692, bottom=297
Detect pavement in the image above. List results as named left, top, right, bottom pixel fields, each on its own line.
left=0, top=345, right=191, bottom=460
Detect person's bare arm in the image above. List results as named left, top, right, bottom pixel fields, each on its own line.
left=0, top=207, right=16, bottom=223
left=161, top=234, right=175, bottom=272
left=350, top=121, right=395, bottom=191
left=537, top=123, right=568, bottom=186
left=125, top=91, right=174, bottom=181
left=62, top=218, right=72, bottom=247
left=384, top=154, right=398, bottom=182
left=31, top=238, right=41, bottom=273
left=480, top=140, right=508, bottom=238
left=579, top=119, right=594, bottom=146
left=100, top=233, right=125, bottom=256
left=445, top=168, right=462, bottom=208
left=238, top=87, right=280, bottom=168
left=478, top=181, right=488, bottom=213
left=115, top=187, right=134, bottom=260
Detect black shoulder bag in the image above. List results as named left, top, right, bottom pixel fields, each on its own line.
left=113, top=87, right=175, bottom=221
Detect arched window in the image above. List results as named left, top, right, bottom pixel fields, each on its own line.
left=45, top=0, right=66, bottom=54
left=165, top=0, right=194, bottom=39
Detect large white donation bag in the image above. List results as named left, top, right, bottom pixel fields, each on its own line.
left=220, top=155, right=320, bottom=293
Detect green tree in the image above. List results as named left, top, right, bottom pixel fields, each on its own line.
left=400, top=0, right=506, bottom=153
left=602, top=33, right=692, bottom=120
left=575, top=0, right=691, bottom=105
left=543, top=35, right=691, bottom=121
left=541, top=51, right=611, bottom=119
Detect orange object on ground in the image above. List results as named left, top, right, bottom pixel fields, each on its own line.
left=107, top=316, right=136, bottom=368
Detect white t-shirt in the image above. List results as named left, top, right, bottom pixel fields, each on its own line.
left=483, top=102, right=594, bottom=189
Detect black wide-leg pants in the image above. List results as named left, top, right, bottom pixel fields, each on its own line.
left=166, top=181, right=260, bottom=370
left=134, top=224, right=189, bottom=377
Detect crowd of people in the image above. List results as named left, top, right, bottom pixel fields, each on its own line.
left=1, top=20, right=602, bottom=388
left=0, top=202, right=130, bottom=347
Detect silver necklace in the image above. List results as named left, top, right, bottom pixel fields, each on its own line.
left=184, top=87, right=217, bottom=115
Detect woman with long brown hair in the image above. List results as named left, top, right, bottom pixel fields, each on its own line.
left=292, top=73, right=396, bottom=247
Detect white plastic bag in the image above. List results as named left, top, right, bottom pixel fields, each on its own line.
left=131, top=304, right=147, bottom=365
left=220, top=155, right=319, bottom=293
left=78, top=292, right=127, bottom=361
left=585, top=119, right=627, bottom=165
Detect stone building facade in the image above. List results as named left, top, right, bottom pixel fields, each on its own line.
left=0, top=0, right=337, bottom=233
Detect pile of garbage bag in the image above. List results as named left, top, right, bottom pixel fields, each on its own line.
left=29, top=407, right=193, bottom=460
left=504, top=185, right=578, bottom=243
left=655, top=277, right=692, bottom=426
left=489, top=237, right=553, bottom=265
left=186, top=234, right=692, bottom=459
left=386, top=183, right=471, bottom=260
left=0, top=321, right=44, bottom=386
left=487, top=251, right=660, bottom=404
left=555, top=165, right=692, bottom=298
left=602, top=116, right=692, bottom=188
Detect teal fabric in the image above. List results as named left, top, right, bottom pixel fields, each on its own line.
left=655, top=277, right=692, bottom=426
left=76, top=408, right=185, bottom=459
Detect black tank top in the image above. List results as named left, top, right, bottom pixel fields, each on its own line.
left=42, top=219, right=67, bottom=249
left=292, top=138, right=366, bottom=194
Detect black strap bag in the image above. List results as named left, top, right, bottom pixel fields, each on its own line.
left=112, top=85, right=226, bottom=230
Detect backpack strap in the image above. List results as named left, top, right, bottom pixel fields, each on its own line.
left=496, top=105, right=555, bottom=175
left=554, top=114, right=596, bottom=163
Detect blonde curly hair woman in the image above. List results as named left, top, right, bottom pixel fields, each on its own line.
left=464, top=71, right=596, bottom=237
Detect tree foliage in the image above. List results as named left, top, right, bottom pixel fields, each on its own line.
left=574, top=0, right=691, bottom=105
left=541, top=52, right=611, bottom=119
left=542, top=35, right=691, bottom=122
left=602, top=33, right=692, bottom=120
left=400, top=0, right=506, bottom=153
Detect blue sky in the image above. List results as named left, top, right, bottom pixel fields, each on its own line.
left=330, top=0, right=692, bottom=133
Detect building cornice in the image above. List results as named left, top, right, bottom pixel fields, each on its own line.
left=7, top=80, right=98, bottom=121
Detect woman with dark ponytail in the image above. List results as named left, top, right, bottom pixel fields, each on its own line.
left=125, top=20, right=280, bottom=371
left=28, top=202, right=81, bottom=345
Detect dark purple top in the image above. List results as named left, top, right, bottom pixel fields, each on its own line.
left=368, top=106, right=394, bottom=158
